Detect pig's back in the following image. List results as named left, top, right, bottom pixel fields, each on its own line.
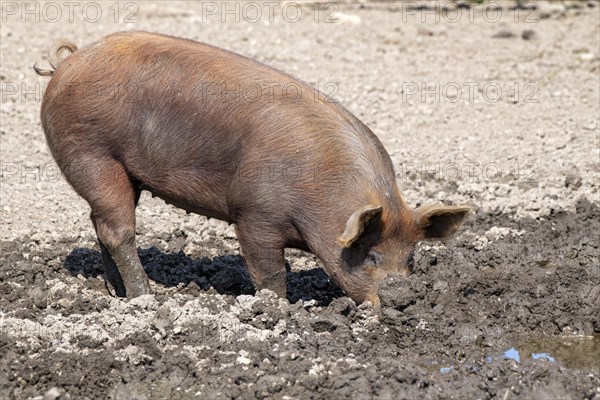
left=46, top=30, right=361, bottom=143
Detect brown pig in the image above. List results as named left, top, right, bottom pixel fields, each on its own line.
left=34, top=31, right=470, bottom=305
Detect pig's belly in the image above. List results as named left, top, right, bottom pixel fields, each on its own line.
left=135, top=169, right=234, bottom=223
left=145, top=187, right=232, bottom=223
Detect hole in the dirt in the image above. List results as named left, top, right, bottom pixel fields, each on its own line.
left=62, top=246, right=344, bottom=306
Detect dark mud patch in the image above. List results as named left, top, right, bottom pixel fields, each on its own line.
left=1, top=198, right=599, bottom=399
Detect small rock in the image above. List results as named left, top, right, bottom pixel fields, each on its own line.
left=534, top=257, right=550, bottom=267
left=518, top=180, right=539, bottom=190
left=187, top=281, right=201, bottom=295
left=485, top=226, right=512, bottom=241
left=522, top=30, right=537, bottom=40
left=127, top=294, right=157, bottom=310
left=237, top=355, right=252, bottom=365
left=417, top=27, right=434, bottom=36
left=302, top=299, right=318, bottom=310
left=29, top=287, right=48, bottom=309
left=565, top=175, right=582, bottom=189
left=257, top=288, right=278, bottom=301
left=473, top=236, right=489, bottom=251
left=311, top=318, right=338, bottom=333
left=237, top=294, right=261, bottom=310
left=379, top=308, right=403, bottom=326
left=493, top=30, right=515, bottom=39
left=57, top=298, right=71, bottom=309
left=433, top=280, right=448, bottom=291
left=153, top=317, right=172, bottom=337
left=43, top=387, right=70, bottom=400
left=328, top=297, right=356, bottom=317
left=256, top=375, right=286, bottom=397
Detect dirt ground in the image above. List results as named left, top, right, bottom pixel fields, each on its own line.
left=1, top=1, right=599, bottom=399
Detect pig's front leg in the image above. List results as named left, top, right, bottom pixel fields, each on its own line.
left=235, top=224, right=287, bottom=298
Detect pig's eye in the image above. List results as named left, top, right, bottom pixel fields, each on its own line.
left=366, top=250, right=381, bottom=266
left=407, top=251, right=415, bottom=270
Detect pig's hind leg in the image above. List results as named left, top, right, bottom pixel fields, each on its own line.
left=235, top=223, right=287, bottom=299
left=65, top=157, right=152, bottom=298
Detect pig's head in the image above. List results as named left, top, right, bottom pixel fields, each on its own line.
left=337, top=203, right=471, bottom=306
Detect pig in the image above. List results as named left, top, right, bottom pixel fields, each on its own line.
left=34, top=31, right=470, bottom=305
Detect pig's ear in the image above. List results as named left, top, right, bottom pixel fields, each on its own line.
left=415, top=205, right=471, bottom=240
left=339, top=205, right=383, bottom=248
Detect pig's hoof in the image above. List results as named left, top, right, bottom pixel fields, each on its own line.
left=106, top=282, right=118, bottom=297
left=104, top=276, right=125, bottom=298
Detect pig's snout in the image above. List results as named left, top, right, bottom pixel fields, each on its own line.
left=365, top=292, right=381, bottom=308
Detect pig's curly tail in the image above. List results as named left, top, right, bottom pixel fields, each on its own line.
left=33, top=39, right=78, bottom=76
